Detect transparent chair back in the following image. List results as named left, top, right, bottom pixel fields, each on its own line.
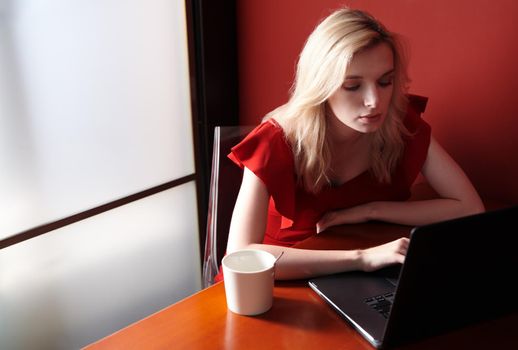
left=202, top=126, right=254, bottom=288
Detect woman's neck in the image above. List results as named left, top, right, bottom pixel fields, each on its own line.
left=325, top=109, right=372, bottom=186
left=326, top=110, right=366, bottom=148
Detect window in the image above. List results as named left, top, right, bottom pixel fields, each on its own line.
left=0, top=1, right=201, bottom=348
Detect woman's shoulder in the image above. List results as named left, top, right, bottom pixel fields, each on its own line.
left=228, top=118, right=297, bottom=218
left=403, top=101, right=431, bottom=135
left=229, top=118, right=293, bottom=168
left=397, top=98, right=432, bottom=185
left=250, top=118, right=285, bottom=139
left=235, top=118, right=290, bottom=153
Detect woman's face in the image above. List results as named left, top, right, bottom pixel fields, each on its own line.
left=327, top=42, right=395, bottom=134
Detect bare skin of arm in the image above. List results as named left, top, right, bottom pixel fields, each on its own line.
left=227, top=137, right=483, bottom=280
left=226, top=168, right=409, bottom=280
left=317, top=136, right=485, bottom=231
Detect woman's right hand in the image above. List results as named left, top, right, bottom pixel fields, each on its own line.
left=357, top=237, right=409, bottom=272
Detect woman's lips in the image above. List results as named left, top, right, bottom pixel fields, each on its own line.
left=358, top=113, right=382, bottom=123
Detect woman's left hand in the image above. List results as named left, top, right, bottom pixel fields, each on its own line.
left=316, top=203, right=374, bottom=233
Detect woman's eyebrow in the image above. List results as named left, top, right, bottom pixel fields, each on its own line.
left=345, top=68, right=395, bottom=80
left=380, top=68, right=395, bottom=77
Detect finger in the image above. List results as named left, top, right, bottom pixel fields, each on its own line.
left=399, top=245, right=409, bottom=256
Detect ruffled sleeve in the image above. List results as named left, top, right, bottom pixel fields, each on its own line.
left=228, top=120, right=296, bottom=219
left=398, top=101, right=432, bottom=186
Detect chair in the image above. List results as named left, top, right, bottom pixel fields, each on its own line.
left=202, top=125, right=254, bottom=288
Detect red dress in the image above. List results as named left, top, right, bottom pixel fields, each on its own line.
left=228, top=107, right=431, bottom=247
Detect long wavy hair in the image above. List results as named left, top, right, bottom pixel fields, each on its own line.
left=264, top=7, right=410, bottom=193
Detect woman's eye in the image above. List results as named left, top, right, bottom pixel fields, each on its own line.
left=343, top=85, right=360, bottom=91
left=378, top=78, right=393, bottom=87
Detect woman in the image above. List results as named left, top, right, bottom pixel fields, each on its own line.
left=224, top=7, right=484, bottom=280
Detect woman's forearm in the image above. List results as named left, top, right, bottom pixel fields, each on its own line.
left=246, top=243, right=361, bottom=280
left=368, top=198, right=485, bottom=226
left=245, top=237, right=408, bottom=280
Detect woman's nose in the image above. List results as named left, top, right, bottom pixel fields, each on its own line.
left=363, top=86, right=379, bottom=109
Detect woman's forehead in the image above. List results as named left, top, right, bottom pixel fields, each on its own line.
left=346, top=43, right=394, bottom=78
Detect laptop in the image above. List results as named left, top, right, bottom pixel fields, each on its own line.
left=308, top=205, right=518, bottom=348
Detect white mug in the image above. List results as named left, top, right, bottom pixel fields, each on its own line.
left=222, top=249, right=276, bottom=316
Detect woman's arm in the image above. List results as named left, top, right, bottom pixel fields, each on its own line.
left=227, top=168, right=409, bottom=280
left=317, top=136, right=485, bottom=231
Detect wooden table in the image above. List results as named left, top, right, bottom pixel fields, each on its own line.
left=85, top=219, right=518, bottom=349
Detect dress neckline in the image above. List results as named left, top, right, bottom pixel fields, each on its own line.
left=327, top=169, right=370, bottom=190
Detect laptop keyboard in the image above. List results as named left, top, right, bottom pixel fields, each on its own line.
left=364, top=292, right=395, bottom=319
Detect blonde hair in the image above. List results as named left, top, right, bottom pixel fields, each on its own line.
left=264, top=7, right=410, bottom=193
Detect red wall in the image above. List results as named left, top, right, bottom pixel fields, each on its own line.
left=236, top=0, right=518, bottom=204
